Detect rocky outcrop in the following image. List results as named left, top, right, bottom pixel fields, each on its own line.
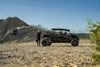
left=0, top=17, right=30, bottom=42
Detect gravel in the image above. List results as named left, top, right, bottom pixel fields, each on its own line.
left=0, top=41, right=94, bottom=67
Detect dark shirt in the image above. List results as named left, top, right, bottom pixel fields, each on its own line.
left=37, top=32, right=41, bottom=40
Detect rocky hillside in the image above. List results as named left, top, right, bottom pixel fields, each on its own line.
left=0, top=17, right=35, bottom=42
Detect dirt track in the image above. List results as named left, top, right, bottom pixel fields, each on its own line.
left=0, top=40, right=95, bottom=67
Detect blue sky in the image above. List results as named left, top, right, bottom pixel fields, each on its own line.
left=0, top=0, right=100, bottom=33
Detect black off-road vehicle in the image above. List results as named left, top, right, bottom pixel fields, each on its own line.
left=42, top=28, right=79, bottom=46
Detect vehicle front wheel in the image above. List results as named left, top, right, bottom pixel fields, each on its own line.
left=42, top=39, right=52, bottom=46
left=71, top=39, right=79, bottom=46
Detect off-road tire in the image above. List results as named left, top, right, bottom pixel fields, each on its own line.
left=71, top=39, right=79, bottom=46
left=42, top=39, right=51, bottom=46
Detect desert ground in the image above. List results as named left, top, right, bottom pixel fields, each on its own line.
left=0, top=39, right=98, bottom=67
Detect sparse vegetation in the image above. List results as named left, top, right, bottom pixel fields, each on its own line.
left=87, top=19, right=100, bottom=64
left=92, top=53, right=100, bottom=64
left=96, top=45, right=100, bottom=52
left=31, top=24, right=48, bottom=32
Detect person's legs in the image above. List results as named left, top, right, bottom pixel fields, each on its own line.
left=37, top=40, right=40, bottom=46
left=38, top=40, right=40, bottom=46
left=37, top=41, right=38, bottom=46
left=37, top=40, right=39, bottom=46
left=36, top=38, right=41, bottom=46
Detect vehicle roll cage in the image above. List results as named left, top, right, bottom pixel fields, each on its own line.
left=51, top=28, right=70, bottom=32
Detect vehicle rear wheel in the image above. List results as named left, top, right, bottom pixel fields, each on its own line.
left=71, top=39, right=79, bottom=46
left=42, top=39, right=52, bottom=46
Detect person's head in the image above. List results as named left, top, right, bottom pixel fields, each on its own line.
left=38, top=30, right=40, bottom=32
left=38, top=30, right=41, bottom=33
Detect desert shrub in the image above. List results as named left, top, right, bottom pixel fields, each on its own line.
left=92, top=53, right=100, bottom=64
left=96, top=45, right=100, bottom=52
left=87, top=19, right=100, bottom=64
left=31, top=24, right=48, bottom=32
left=87, top=19, right=100, bottom=45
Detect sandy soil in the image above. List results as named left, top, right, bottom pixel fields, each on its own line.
left=0, top=39, right=97, bottom=67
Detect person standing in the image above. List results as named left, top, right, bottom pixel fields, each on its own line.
left=36, top=30, right=41, bottom=46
